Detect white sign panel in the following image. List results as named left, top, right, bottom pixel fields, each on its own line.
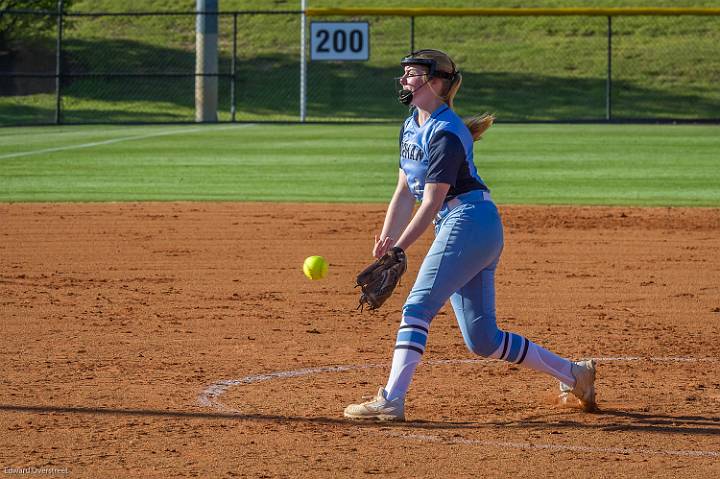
left=310, top=22, right=369, bottom=61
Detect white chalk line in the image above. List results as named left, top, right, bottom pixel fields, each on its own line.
left=198, top=364, right=378, bottom=409
left=0, top=123, right=255, bottom=160
left=197, top=356, right=720, bottom=459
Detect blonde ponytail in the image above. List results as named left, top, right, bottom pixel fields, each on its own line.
left=442, top=72, right=494, bottom=142
left=464, top=113, right=495, bottom=142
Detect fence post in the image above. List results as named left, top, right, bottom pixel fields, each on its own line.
left=196, top=0, right=219, bottom=122
left=231, top=12, right=237, bottom=122
left=410, top=16, right=415, bottom=52
left=300, top=0, right=307, bottom=122
left=606, top=15, right=613, bottom=122
left=55, top=0, right=64, bottom=125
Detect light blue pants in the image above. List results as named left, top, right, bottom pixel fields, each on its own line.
left=402, top=196, right=505, bottom=357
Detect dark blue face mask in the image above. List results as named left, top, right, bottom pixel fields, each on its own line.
left=397, top=88, right=414, bottom=106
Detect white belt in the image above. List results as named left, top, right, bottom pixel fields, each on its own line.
left=444, top=190, right=491, bottom=210
left=434, top=190, right=492, bottom=224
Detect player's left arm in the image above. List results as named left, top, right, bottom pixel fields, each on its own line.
left=374, top=169, right=416, bottom=258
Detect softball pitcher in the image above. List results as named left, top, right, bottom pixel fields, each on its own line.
left=344, top=49, right=597, bottom=421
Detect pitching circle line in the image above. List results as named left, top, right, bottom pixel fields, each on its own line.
left=197, top=356, right=720, bottom=459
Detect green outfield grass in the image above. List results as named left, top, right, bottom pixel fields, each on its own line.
left=0, top=123, right=717, bottom=206
left=2, top=0, right=719, bottom=124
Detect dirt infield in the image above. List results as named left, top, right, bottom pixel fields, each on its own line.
left=1, top=202, right=719, bottom=478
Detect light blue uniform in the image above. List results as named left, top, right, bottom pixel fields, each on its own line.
left=396, top=105, right=519, bottom=362
left=399, top=105, right=487, bottom=202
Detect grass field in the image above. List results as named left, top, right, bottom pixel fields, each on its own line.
left=1, top=123, right=718, bottom=206
left=1, top=0, right=719, bottom=124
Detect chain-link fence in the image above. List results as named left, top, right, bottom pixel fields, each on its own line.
left=1, top=8, right=718, bottom=125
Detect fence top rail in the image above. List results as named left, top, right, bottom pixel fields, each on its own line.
left=5, top=7, right=720, bottom=17
left=306, top=7, right=720, bottom=17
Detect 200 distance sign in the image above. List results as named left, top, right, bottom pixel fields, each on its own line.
left=310, top=22, right=369, bottom=61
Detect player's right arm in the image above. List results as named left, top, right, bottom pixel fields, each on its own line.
left=374, top=168, right=415, bottom=258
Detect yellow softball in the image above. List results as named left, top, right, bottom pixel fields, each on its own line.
left=303, top=255, right=328, bottom=280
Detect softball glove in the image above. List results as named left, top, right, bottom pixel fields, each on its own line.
left=356, top=246, right=407, bottom=311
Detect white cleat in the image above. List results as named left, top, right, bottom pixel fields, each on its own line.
left=558, top=359, right=598, bottom=412
left=343, top=387, right=405, bottom=421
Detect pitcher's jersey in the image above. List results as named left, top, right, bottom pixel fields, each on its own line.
left=399, top=105, right=488, bottom=202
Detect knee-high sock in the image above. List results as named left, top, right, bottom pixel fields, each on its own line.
left=384, top=317, right=429, bottom=402
left=489, top=331, right=575, bottom=387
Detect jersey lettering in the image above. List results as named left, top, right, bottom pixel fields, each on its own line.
left=401, top=142, right=424, bottom=162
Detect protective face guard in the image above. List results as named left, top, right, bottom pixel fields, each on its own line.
left=394, top=72, right=424, bottom=105
left=397, top=50, right=458, bottom=106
